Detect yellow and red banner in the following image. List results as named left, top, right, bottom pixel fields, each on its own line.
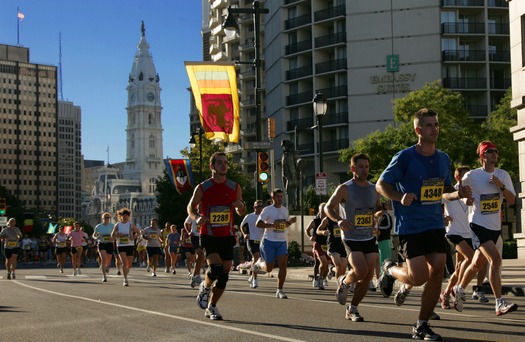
left=185, top=62, right=240, bottom=143
left=164, top=159, right=194, bottom=195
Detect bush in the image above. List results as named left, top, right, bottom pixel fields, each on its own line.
left=503, top=240, right=517, bottom=259
left=288, top=240, right=302, bottom=259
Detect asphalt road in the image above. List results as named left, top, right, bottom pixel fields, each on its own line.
left=1, top=265, right=524, bottom=342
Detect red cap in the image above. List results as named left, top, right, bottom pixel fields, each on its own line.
left=479, top=141, right=497, bottom=158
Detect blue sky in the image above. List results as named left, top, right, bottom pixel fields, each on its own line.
left=0, top=1, right=204, bottom=162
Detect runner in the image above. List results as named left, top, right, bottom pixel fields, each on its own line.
left=142, top=218, right=162, bottom=277
left=185, top=214, right=205, bottom=287
left=68, top=222, right=85, bottom=276
left=93, top=212, right=115, bottom=282
left=52, top=226, right=68, bottom=273
left=111, top=208, right=141, bottom=286
left=255, top=188, right=296, bottom=299
left=306, top=203, right=330, bottom=290
left=0, top=218, right=23, bottom=279
left=240, top=200, right=264, bottom=288
left=166, top=224, right=181, bottom=274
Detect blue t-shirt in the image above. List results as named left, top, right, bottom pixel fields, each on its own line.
left=167, top=233, right=181, bottom=248
left=379, top=145, right=452, bottom=235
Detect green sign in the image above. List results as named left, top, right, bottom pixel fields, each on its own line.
left=387, top=54, right=399, bottom=72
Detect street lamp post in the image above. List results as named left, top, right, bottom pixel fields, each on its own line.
left=313, top=91, right=327, bottom=173
left=189, top=127, right=203, bottom=182
left=223, top=0, right=269, bottom=200
left=296, top=158, right=306, bottom=253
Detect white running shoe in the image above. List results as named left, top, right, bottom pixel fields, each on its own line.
left=451, top=285, right=466, bottom=312
left=205, top=305, right=223, bottom=320
left=495, top=299, right=518, bottom=316
left=252, top=278, right=259, bottom=288
left=196, top=281, right=211, bottom=309
left=275, top=289, right=288, bottom=299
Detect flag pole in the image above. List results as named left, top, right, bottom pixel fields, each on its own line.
left=17, top=7, right=20, bottom=45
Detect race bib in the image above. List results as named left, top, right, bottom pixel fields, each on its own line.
left=76, top=246, right=83, bottom=252
left=354, top=208, right=373, bottom=228
left=209, top=206, right=231, bottom=227
left=480, top=193, right=500, bottom=215
left=150, top=233, right=158, bottom=239
left=333, top=228, right=341, bottom=237
left=253, top=240, right=260, bottom=244
left=274, top=220, right=287, bottom=232
left=102, top=235, right=111, bottom=242
left=321, top=245, right=328, bottom=252
left=58, top=242, right=66, bottom=248
left=420, top=178, right=444, bottom=203
left=119, top=237, right=130, bottom=244
left=7, top=241, right=17, bottom=247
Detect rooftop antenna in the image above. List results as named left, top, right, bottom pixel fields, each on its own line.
left=58, top=32, right=64, bottom=100
left=106, top=145, right=110, bottom=166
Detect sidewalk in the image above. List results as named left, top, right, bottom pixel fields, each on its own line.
left=284, top=258, right=525, bottom=296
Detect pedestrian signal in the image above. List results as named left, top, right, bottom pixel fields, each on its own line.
left=257, top=151, right=270, bottom=183
left=0, top=198, right=6, bottom=216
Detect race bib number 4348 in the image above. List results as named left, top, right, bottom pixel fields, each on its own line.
left=420, top=178, right=444, bottom=203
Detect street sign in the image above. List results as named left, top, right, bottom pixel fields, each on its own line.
left=244, top=141, right=274, bottom=150
left=315, top=172, right=327, bottom=195
left=0, top=216, right=7, bottom=226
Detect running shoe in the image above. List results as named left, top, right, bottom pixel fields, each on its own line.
left=165, top=267, right=169, bottom=273
left=205, top=305, right=223, bottom=320
left=451, top=285, right=465, bottom=312
left=495, top=299, right=518, bottom=316
left=394, top=284, right=410, bottom=306
left=472, top=290, right=489, bottom=303
left=77, top=269, right=81, bottom=275
left=379, top=259, right=396, bottom=298
left=439, top=291, right=451, bottom=309
left=151, top=272, right=156, bottom=277
left=275, top=289, right=288, bottom=299
left=172, top=269, right=177, bottom=275
left=412, top=322, right=442, bottom=341
left=253, top=259, right=263, bottom=274
left=252, top=278, right=259, bottom=288
left=6, top=272, right=11, bottom=280
left=318, top=277, right=325, bottom=290
left=73, top=270, right=77, bottom=276
left=345, top=307, right=364, bottom=322
left=248, top=275, right=253, bottom=284
left=430, top=311, right=440, bottom=320
left=312, top=277, right=320, bottom=288
left=197, top=281, right=211, bottom=309
left=190, top=276, right=198, bottom=288
left=102, top=276, right=107, bottom=282
left=328, top=265, right=334, bottom=280
left=11, top=272, right=15, bottom=279
left=335, top=280, right=349, bottom=305
left=369, top=281, right=377, bottom=292
left=123, top=279, right=129, bottom=287
left=146, top=266, right=151, bottom=272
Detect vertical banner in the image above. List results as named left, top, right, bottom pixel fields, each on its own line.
left=47, top=223, right=58, bottom=234
left=164, top=159, right=194, bottom=195
left=184, top=62, right=240, bottom=143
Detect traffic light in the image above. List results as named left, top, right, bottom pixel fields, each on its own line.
left=0, top=198, right=6, bottom=216
left=257, top=151, right=270, bottom=183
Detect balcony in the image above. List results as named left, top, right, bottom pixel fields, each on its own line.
left=323, top=111, right=348, bottom=126
left=285, top=13, right=311, bottom=30
left=239, top=39, right=255, bottom=51
left=442, top=49, right=485, bottom=62
left=442, top=0, right=483, bottom=6
left=297, top=142, right=314, bottom=154
left=314, top=4, right=346, bottom=22
left=315, top=32, right=346, bottom=48
left=487, top=0, right=509, bottom=8
left=285, top=39, right=312, bottom=55
left=491, top=78, right=511, bottom=89
left=489, top=50, right=510, bottom=62
left=488, top=23, right=510, bottom=35
left=284, top=0, right=304, bottom=4
left=443, top=77, right=487, bottom=89
left=286, top=65, right=313, bottom=80
left=318, top=85, right=348, bottom=99
left=466, top=104, right=488, bottom=117
left=442, top=22, right=484, bottom=34
left=315, top=58, right=347, bottom=74
left=322, top=138, right=349, bottom=152
left=287, top=117, right=314, bottom=131
left=287, top=91, right=314, bottom=106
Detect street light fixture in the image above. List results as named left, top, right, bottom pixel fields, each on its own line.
left=189, top=127, right=203, bottom=182
left=313, top=91, right=327, bottom=173
left=223, top=0, right=269, bottom=199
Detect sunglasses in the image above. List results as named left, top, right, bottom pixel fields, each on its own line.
left=484, top=149, right=498, bottom=154
left=104, top=216, right=110, bottom=219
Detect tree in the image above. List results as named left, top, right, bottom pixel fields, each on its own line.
left=481, top=88, right=518, bottom=180
left=339, top=82, right=482, bottom=180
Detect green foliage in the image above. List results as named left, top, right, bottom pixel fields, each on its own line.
left=339, top=82, right=483, bottom=180
left=481, top=88, right=518, bottom=180
left=503, top=239, right=517, bottom=259
left=288, top=240, right=302, bottom=259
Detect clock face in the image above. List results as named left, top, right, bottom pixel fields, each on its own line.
left=147, top=92, right=155, bottom=101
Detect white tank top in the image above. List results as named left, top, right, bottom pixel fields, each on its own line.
left=116, top=221, right=134, bottom=247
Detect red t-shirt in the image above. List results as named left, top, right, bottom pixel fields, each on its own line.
left=200, top=178, right=238, bottom=237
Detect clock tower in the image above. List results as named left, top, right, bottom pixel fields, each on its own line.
left=123, top=21, right=163, bottom=195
